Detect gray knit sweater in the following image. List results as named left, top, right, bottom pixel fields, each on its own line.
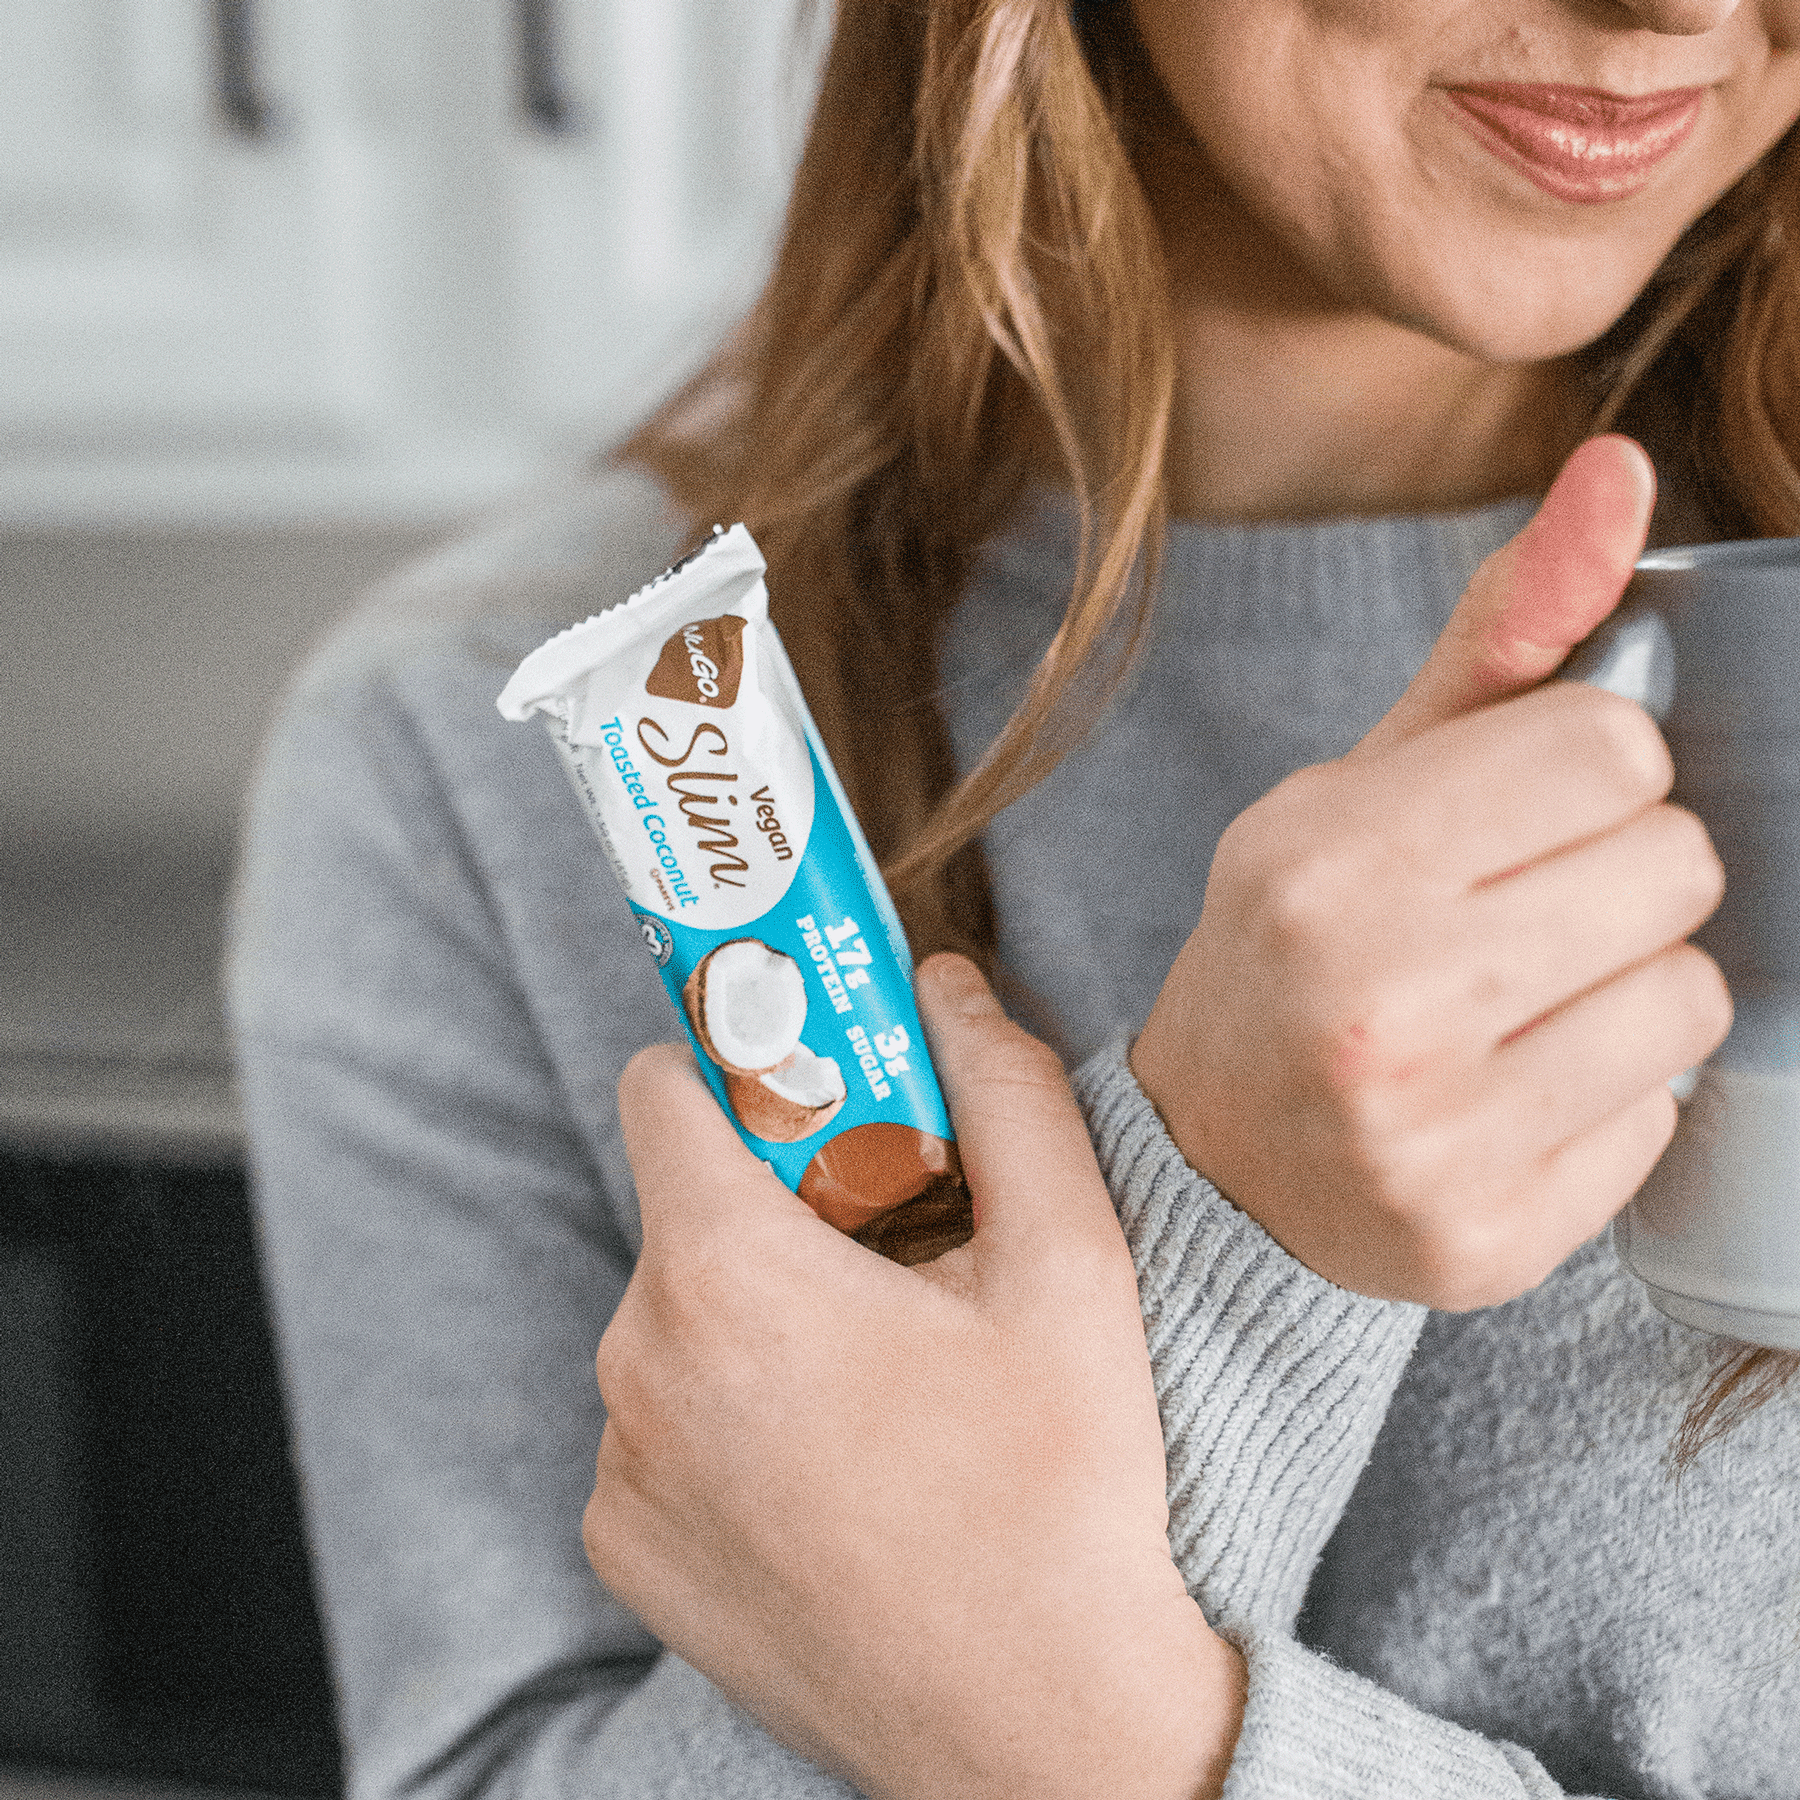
left=229, top=468, right=1800, bottom=1800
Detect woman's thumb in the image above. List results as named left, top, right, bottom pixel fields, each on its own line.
left=913, top=955, right=1122, bottom=1271
left=1354, top=434, right=1656, bottom=760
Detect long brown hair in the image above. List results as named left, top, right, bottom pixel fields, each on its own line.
left=627, top=0, right=1170, bottom=965
left=625, top=0, right=1800, bottom=1430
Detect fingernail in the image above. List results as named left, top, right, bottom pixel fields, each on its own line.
left=1544, top=435, right=1655, bottom=526
left=1603, top=434, right=1657, bottom=508
left=918, top=952, right=996, bottom=1015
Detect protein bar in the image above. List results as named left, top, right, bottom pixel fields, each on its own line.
left=497, top=525, right=963, bottom=1246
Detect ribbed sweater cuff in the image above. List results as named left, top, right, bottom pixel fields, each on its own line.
left=1072, top=1040, right=1426, bottom=1636
left=1225, top=1633, right=1567, bottom=1799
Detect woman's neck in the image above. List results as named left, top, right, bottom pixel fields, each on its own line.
left=1164, top=300, right=1580, bottom=525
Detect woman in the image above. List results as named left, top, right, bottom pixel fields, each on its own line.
left=232, top=1, right=1800, bottom=1796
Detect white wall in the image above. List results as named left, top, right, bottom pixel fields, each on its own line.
left=0, top=0, right=824, bottom=527
left=0, top=1, right=828, bottom=1153
left=1, top=0, right=828, bottom=840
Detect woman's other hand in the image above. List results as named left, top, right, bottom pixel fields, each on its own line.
left=1133, top=435, right=1733, bottom=1311
left=586, top=955, right=1246, bottom=1800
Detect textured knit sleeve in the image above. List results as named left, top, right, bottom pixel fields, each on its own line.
left=1072, top=1039, right=1426, bottom=1638
left=1221, top=1633, right=1609, bottom=1799
left=230, top=621, right=863, bottom=1800
left=1074, top=1043, right=1615, bottom=1800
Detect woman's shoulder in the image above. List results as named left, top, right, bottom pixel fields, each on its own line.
left=232, top=460, right=683, bottom=1091
left=239, top=461, right=692, bottom=944
left=241, top=461, right=692, bottom=908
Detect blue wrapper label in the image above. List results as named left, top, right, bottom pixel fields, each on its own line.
left=632, top=744, right=951, bottom=1199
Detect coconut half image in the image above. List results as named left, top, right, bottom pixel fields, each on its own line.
left=683, top=938, right=809, bottom=1075
left=726, top=1043, right=848, bottom=1143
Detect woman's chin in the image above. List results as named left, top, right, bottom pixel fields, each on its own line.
left=1372, top=264, right=1668, bottom=368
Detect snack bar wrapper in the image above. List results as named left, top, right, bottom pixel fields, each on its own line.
left=497, top=524, right=961, bottom=1239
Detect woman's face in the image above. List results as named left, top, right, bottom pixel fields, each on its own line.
left=1128, top=0, right=1800, bottom=361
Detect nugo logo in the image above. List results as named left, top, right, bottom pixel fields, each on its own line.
left=645, top=614, right=746, bottom=710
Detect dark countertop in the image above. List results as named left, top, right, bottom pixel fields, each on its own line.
left=0, top=1774, right=276, bottom=1800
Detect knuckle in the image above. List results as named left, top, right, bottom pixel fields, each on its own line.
left=1646, top=1106, right=1681, bottom=1189
left=1316, top=988, right=1428, bottom=1108
left=988, top=1027, right=1071, bottom=1096
left=1412, top=1256, right=1489, bottom=1313
left=593, top=1317, right=632, bottom=1410
left=1208, top=804, right=1273, bottom=894
left=1655, top=805, right=1726, bottom=913
left=593, top=1334, right=678, bottom=1471
left=1411, top=1215, right=1524, bottom=1313
left=1383, top=1215, right=1469, bottom=1308
left=1667, top=943, right=1734, bottom=1050
left=1270, top=760, right=1342, bottom=812
left=593, top=1333, right=658, bottom=1458
left=582, top=1447, right=642, bottom=1596
left=581, top=1478, right=611, bottom=1568
left=1217, top=764, right=1338, bottom=880
left=1262, top=849, right=1359, bottom=951
left=593, top=1264, right=717, bottom=1445
left=585, top=1435, right=623, bottom=1535
left=1307, top=1108, right=1440, bottom=1267
left=1573, top=686, right=1673, bottom=800
left=1632, top=1082, right=1681, bottom=1159
left=636, top=1246, right=715, bottom=1341
left=1032, top=1222, right=1133, bottom=1302
left=633, top=1233, right=790, bottom=1381
left=1321, top=1026, right=1386, bottom=1114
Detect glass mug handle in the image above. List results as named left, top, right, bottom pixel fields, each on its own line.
left=1559, top=607, right=1677, bottom=722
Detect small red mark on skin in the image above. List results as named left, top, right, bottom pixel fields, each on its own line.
left=1330, top=1021, right=1432, bottom=1094
left=1328, top=1022, right=1375, bottom=1091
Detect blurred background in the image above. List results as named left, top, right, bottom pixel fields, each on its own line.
left=0, top=2, right=818, bottom=1794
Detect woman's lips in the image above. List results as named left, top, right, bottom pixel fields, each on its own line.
left=1444, top=82, right=1707, bottom=203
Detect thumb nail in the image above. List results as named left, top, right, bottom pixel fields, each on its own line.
left=1506, top=435, right=1656, bottom=652
left=917, top=953, right=997, bottom=1016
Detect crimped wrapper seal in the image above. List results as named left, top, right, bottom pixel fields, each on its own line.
left=498, top=526, right=964, bottom=1253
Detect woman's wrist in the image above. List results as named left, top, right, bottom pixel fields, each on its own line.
left=1067, top=1602, right=1245, bottom=1800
